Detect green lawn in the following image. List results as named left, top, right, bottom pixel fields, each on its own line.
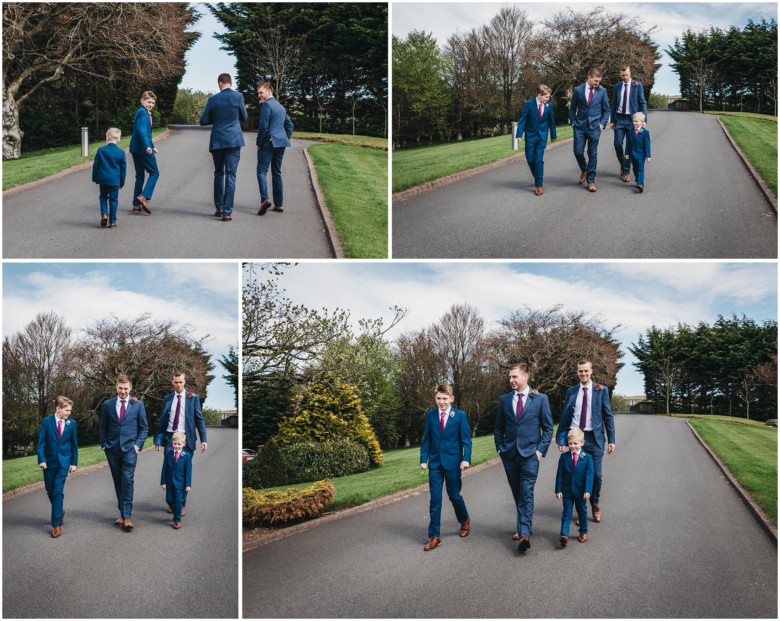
left=307, top=143, right=388, bottom=258
left=3, top=438, right=155, bottom=493
left=295, top=131, right=387, bottom=151
left=711, top=112, right=777, bottom=196
left=2, top=129, right=167, bottom=191
left=392, top=126, right=573, bottom=193
left=688, top=417, right=777, bottom=525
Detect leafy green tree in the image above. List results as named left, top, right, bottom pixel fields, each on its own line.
left=218, top=346, right=239, bottom=410
left=242, top=375, right=296, bottom=450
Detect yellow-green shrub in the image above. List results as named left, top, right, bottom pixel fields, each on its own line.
left=242, top=480, right=336, bottom=527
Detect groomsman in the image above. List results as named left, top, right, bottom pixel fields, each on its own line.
left=610, top=65, right=648, bottom=182
left=569, top=68, right=611, bottom=192
left=516, top=84, right=557, bottom=196
left=99, top=375, right=149, bottom=531
left=556, top=359, right=616, bottom=523
left=256, top=82, right=294, bottom=216
left=37, top=396, right=79, bottom=538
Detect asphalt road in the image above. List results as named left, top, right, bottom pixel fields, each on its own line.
left=393, top=112, right=777, bottom=258
left=3, top=427, right=238, bottom=618
left=3, top=127, right=333, bottom=259
left=243, top=415, right=777, bottom=618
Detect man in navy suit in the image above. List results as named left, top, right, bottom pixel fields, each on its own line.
left=610, top=65, right=648, bottom=183
left=199, top=73, right=249, bottom=222
left=128, top=90, right=159, bottom=214
left=99, top=374, right=149, bottom=531
left=494, top=363, right=553, bottom=552
left=154, top=372, right=208, bottom=514
left=516, top=84, right=557, bottom=196
left=556, top=359, right=616, bottom=524
left=420, top=384, right=472, bottom=551
left=569, top=68, right=611, bottom=192
left=256, top=82, right=294, bottom=216
left=37, top=396, right=78, bottom=538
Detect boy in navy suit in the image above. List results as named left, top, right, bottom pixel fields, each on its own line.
left=420, top=384, right=472, bottom=551
left=625, top=112, right=651, bottom=192
left=256, top=82, right=294, bottom=215
left=555, top=428, right=594, bottom=546
left=37, top=396, right=78, bottom=538
left=161, top=431, right=192, bottom=529
left=516, top=84, right=557, bottom=196
left=92, top=127, right=126, bottom=228
left=129, top=90, right=159, bottom=215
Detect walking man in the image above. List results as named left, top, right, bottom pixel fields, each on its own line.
left=610, top=65, right=648, bottom=183
left=256, top=82, right=294, bottom=216
left=569, top=68, right=611, bottom=192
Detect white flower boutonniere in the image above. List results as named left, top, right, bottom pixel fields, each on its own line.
left=65, top=420, right=71, bottom=427
left=529, top=389, right=539, bottom=397
left=449, top=412, right=455, bottom=419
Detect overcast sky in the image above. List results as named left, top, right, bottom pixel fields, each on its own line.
left=244, top=261, right=777, bottom=397
left=4, top=263, right=239, bottom=410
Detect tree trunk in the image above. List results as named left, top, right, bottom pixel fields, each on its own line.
left=3, top=88, right=23, bottom=160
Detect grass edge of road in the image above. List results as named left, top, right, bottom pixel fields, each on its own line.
left=686, top=415, right=777, bottom=526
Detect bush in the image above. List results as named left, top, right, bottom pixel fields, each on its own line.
left=242, top=480, right=335, bottom=527
left=282, top=438, right=370, bottom=483
left=243, top=438, right=288, bottom=489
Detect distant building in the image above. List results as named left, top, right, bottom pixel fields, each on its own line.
left=625, top=395, right=646, bottom=408
left=219, top=410, right=238, bottom=428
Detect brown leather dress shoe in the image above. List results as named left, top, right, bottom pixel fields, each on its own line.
left=512, top=532, right=520, bottom=540
left=635, top=184, right=644, bottom=193
left=578, top=533, right=589, bottom=543
left=132, top=206, right=142, bottom=212
left=51, top=525, right=62, bottom=538
left=578, top=171, right=587, bottom=184
left=459, top=518, right=470, bottom=537
left=535, top=186, right=543, bottom=196
left=214, top=210, right=224, bottom=218
left=258, top=199, right=271, bottom=215
left=271, top=206, right=284, bottom=213
left=424, top=536, right=441, bottom=551
left=109, top=224, right=117, bottom=229
left=518, top=536, right=530, bottom=552
left=181, top=508, right=187, bottom=517
left=559, top=535, right=568, bottom=547
left=587, top=182, right=597, bottom=192
left=123, top=518, right=134, bottom=531
left=592, top=506, right=602, bottom=522
left=101, top=216, right=108, bottom=227
left=621, top=172, right=630, bottom=182
left=222, top=216, right=232, bottom=221
left=114, top=517, right=124, bottom=526
left=172, top=521, right=181, bottom=530
left=137, top=195, right=152, bottom=214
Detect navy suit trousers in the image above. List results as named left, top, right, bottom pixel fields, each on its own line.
left=613, top=115, right=633, bottom=173
left=166, top=485, right=185, bottom=522
left=427, top=465, right=468, bottom=538
left=257, top=146, right=287, bottom=206
left=211, top=147, right=241, bottom=216
left=99, top=185, right=120, bottom=224
left=561, top=493, right=589, bottom=536
left=131, top=152, right=159, bottom=204
left=500, top=452, right=540, bottom=538
left=525, top=138, right=547, bottom=186
left=573, top=127, right=602, bottom=183
left=583, top=431, right=604, bottom=506
left=106, top=449, right=138, bottom=518
left=43, top=466, right=69, bottom=527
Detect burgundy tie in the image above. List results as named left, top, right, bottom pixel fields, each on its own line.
left=622, top=83, right=628, bottom=114
left=515, top=393, right=524, bottom=420
left=440, top=411, right=446, bottom=431
left=148, top=111, right=153, bottom=128
left=57, top=419, right=63, bottom=438
left=538, top=103, right=543, bottom=118
left=634, top=128, right=639, bottom=137
left=573, top=452, right=578, bottom=468
left=119, top=399, right=126, bottom=423
left=174, top=451, right=179, bottom=464
left=587, top=88, right=593, bottom=105
left=172, top=394, right=182, bottom=432
left=579, top=388, right=588, bottom=430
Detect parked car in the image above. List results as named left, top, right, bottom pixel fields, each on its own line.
left=242, top=449, right=256, bottom=462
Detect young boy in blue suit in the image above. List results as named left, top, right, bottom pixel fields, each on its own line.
left=555, top=428, right=594, bottom=546
left=161, top=431, right=192, bottom=530
left=625, top=112, right=651, bottom=192
left=516, top=84, right=557, bottom=196
left=420, top=384, right=472, bottom=551
left=128, top=90, right=159, bottom=214
left=92, top=127, right=126, bottom=228
left=37, top=396, right=78, bottom=538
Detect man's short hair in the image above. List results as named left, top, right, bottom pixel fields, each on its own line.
left=172, top=431, right=187, bottom=444
left=55, top=395, right=73, bottom=409
left=567, top=428, right=585, bottom=443
left=106, top=127, right=121, bottom=142
left=587, top=68, right=602, bottom=78
left=173, top=371, right=186, bottom=379
left=577, top=359, right=592, bottom=368
left=537, top=84, right=552, bottom=96
left=620, top=65, right=631, bottom=73
left=218, top=73, right=232, bottom=85
left=116, top=374, right=132, bottom=385
left=509, top=362, right=530, bottom=375
left=140, top=90, right=157, bottom=101
left=435, top=383, right=454, bottom=397
left=258, top=81, right=273, bottom=95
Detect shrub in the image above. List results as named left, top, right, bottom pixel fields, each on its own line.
left=248, top=438, right=288, bottom=488
left=282, top=438, right=370, bottom=483
left=242, top=480, right=336, bottom=527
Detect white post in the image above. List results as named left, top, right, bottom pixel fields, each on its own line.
left=511, top=122, right=518, bottom=150
left=81, top=127, right=89, bottom=157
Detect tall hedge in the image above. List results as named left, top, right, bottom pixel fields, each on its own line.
left=282, top=438, right=370, bottom=483
left=243, top=437, right=288, bottom=489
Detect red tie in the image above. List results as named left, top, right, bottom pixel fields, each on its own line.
left=579, top=388, right=588, bottom=430
left=538, top=103, right=543, bottom=118
left=57, top=419, right=63, bottom=438
left=515, top=393, right=524, bottom=420
left=174, top=451, right=179, bottom=464
left=440, top=411, right=446, bottom=431
left=587, top=88, right=593, bottom=105
left=119, top=399, right=126, bottom=423
left=634, top=128, right=639, bottom=137
left=573, top=452, right=578, bottom=468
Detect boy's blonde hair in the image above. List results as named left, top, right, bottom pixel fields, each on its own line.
left=140, top=90, right=157, bottom=101
left=567, top=428, right=585, bottom=443
left=537, top=84, right=551, bottom=96
left=172, top=431, right=187, bottom=444
left=632, top=112, right=646, bottom=122
left=106, top=127, right=121, bottom=143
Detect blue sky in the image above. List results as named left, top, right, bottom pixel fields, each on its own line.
left=245, top=261, right=778, bottom=397
left=181, top=4, right=235, bottom=93
left=4, top=263, right=239, bottom=410
left=392, top=1, right=778, bottom=95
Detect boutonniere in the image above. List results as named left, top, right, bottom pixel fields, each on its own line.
left=449, top=412, right=455, bottom=419
left=631, top=80, right=638, bottom=86
left=187, top=391, right=193, bottom=398
left=65, top=420, right=72, bottom=427
left=594, top=384, right=603, bottom=391
left=131, top=396, right=138, bottom=402
left=529, top=389, right=539, bottom=397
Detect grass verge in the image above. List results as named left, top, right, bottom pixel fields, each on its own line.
left=295, top=131, right=387, bottom=151
left=3, top=438, right=155, bottom=493
left=712, top=112, right=777, bottom=196
left=688, top=417, right=777, bottom=526
left=2, top=128, right=167, bottom=191
left=307, top=143, right=387, bottom=258
left=392, top=126, right=573, bottom=193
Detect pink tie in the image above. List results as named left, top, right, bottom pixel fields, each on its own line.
left=634, top=128, right=639, bottom=137
left=440, top=411, right=446, bottom=431
left=587, top=88, right=593, bottom=105
left=174, top=451, right=179, bottom=464
left=119, top=399, right=126, bottom=423
left=538, top=103, right=543, bottom=118
left=148, top=111, right=153, bottom=128
left=573, top=452, right=578, bottom=468
left=515, top=393, right=524, bottom=420
left=57, top=419, right=63, bottom=438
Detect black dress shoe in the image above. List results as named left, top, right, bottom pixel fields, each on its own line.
left=222, top=216, right=232, bottom=222
left=518, top=536, right=530, bottom=552
left=258, top=199, right=271, bottom=215
left=101, top=216, right=108, bottom=227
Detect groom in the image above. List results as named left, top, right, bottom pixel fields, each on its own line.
left=569, top=68, right=611, bottom=192
left=99, top=374, right=149, bottom=531
left=494, top=363, right=553, bottom=552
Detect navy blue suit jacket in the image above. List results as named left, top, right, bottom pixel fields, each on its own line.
left=557, top=384, right=616, bottom=450
left=494, top=390, right=553, bottom=459
left=555, top=450, right=594, bottom=498
left=160, top=449, right=192, bottom=489
left=92, top=143, right=126, bottom=187
left=626, top=127, right=651, bottom=159
left=611, top=80, right=648, bottom=124
left=37, top=415, right=78, bottom=469
left=569, top=84, right=611, bottom=130
left=420, top=407, right=472, bottom=470
left=516, top=99, right=557, bottom=144
left=154, top=391, right=207, bottom=454
left=199, top=87, right=248, bottom=152
left=256, top=97, right=293, bottom=148
left=99, top=397, right=149, bottom=453
left=129, top=106, right=154, bottom=154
